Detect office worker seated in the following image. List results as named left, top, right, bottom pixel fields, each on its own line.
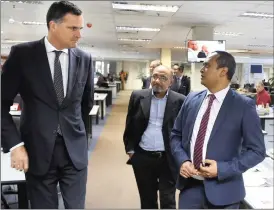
left=123, top=65, right=185, bottom=209
left=170, top=51, right=265, bottom=209
left=256, top=81, right=271, bottom=106
left=170, top=63, right=191, bottom=96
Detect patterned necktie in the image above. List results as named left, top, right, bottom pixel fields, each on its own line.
left=53, top=50, right=64, bottom=135
left=193, top=94, right=216, bottom=169
left=53, top=51, right=64, bottom=105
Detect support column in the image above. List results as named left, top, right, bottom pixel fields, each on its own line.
left=190, top=26, right=214, bottom=91
left=160, top=48, right=171, bottom=67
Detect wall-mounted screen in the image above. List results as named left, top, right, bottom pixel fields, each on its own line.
left=250, top=64, right=263, bottom=74
left=187, top=40, right=226, bottom=63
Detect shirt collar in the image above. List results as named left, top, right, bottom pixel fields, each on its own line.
left=151, top=88, right=169, bottom=99
left=44, top=36, right=68, bottom=54
left=206, top=85, right=230, bottom=103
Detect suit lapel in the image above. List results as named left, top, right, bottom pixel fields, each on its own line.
left=163, top=91, right=175, bottom=125
left=140, top=90, right=152, bottom=121
left=187, top=91, right=207, bottom=141
left=35, top=38, right=58, bottom=106
left=208, top=89, right=235, bottom=142
left=64, top=49, right=80, bottom=102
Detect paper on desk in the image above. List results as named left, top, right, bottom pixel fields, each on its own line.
left=245, top=187, right=274, bottom=209
left=1, top=152, right=26, bottom=182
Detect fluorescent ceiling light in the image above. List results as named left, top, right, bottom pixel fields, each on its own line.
left=2, top=40, right=28, bottom=43
left=116, top=26, right=160, bottom=32
left=121, top=51, right=139, bottom=54
left=227, top=49, right=250, bottom=53
left=1, top=1, right=43, bottom=4
left=112, top=2, right=179, bottom=13
left=173, top=46, right=186, bottom=49
left=22, top=21, right=46, bottom=25
left=118, top=38, right=151, bottom=42
left=214, top=31, right=243, bottom=36
left=247, top=44, right=273, bottom=47
left=240, top=12, right=273, bottom=18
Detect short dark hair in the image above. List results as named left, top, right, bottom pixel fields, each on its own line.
left=46, top=1, right=82, bottom=29
left=179, top=63, right=185, bottom=72
left=214, top=51, right=236, bottom=80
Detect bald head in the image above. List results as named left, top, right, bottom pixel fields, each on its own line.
left=153, top=65, right=173, bottom=79
left=151, top=65, right=173, bottom=95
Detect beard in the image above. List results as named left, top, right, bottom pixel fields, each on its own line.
left=152, top=85, right=164, bottom=94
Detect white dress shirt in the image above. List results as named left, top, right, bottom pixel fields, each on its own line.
left=10, top=37, right=69, bottom=151
left=191, top=86, right=230, bottom=180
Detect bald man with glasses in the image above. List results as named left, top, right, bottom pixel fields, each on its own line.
left=124, top=65, right=185, bottom=209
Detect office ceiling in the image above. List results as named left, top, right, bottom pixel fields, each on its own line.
left=1, top=1, right=273, bottom=61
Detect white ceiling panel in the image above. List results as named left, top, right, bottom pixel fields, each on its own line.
left=176, top=1, right=263, bottom=15
left=1, top=1, right=273, bottom=60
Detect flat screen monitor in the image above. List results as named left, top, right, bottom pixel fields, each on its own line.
left=250, top=64, right=263, bottom=73
left=187, top=40, right=226, bottom=63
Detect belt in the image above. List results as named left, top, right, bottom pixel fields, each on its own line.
left=137, top=146, right=165, bottom=158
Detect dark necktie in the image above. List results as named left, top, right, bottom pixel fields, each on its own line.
left=177, top=77, right=181, bottom=89
left=53, top=50, right=64, bottom=135
left=193, top=94, right=216, bottom=169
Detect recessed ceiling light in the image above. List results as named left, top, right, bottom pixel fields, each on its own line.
left=214, top=31, right=243, bottom=36
left=1, top=31, right=3, bottom=34
left=112, top=2, right=179, bottom=13
left=118, top=38, right=151, bottom=42
left=240, top=12, right=273, bottom=18
left=116, top=26, right=160, bottom=32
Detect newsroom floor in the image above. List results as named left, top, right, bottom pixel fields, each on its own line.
left=3, top=90, right=179, bottom=209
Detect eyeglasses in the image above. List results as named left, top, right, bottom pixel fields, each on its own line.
left=152, top=74, right=168, bottom=82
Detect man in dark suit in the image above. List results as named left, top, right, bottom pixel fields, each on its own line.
left=144, top=60, right=162, bottom=89
left=1, top=1, right=93, bottom=208
left=170, top=63, right=191, bottom=96
left=124, top=65, right=185, bottom=209
left=170, top=51, right=265, bottom=209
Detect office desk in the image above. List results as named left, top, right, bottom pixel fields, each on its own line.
left=94, top=93, right=107, bottom=120
left=108, top=84, right=117, bottom=99
left=260, top=113, right=274, bottom=136
left=115, top=81, right=121, bottom=92
left=95, top=87, right=112, bottom=106
left=1, top=151, right=29, bottom=209
left=243, top=157, right=273, bottom=209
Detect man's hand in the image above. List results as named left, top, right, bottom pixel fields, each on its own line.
left=180, top=161, right=199, bottom=178
left=10, top=145, right=29, bottom=172
left=198, top=159, right=217, bottom=178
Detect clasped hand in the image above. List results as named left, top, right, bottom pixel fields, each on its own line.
left=180, top=159, right=217, bottom=179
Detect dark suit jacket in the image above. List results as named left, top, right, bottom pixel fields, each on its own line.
left=1, top=38, right=94, bottom=176
left=170, top=75, right=190, bottom=96
left=123, top=89, right=185, bottom=179
left=197, top=51, right=207, bottom=58
left=170, top=89, right=265, bottom=206
left=144, top=76, right=151, bottom=89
